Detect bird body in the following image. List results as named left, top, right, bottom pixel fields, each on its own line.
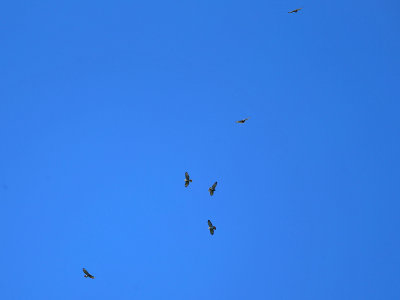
left=288, top=8, right=302, bottom=13
left=208, top=220, right=216, bottom=235
left=209, top=181, right=217, bottom=195
left=184, top=172, right=192, bottom=187
left=236, top=118, right=249, bottom=123
left=83, top=268, right=95, bottom=279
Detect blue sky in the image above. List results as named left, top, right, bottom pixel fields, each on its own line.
left=1, top=0, right=399, bottom=299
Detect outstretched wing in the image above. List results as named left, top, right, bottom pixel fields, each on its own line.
left=209, top=228, right=214, bottom=235
left=185, top=181, right=189, bottom=187
left=185, top=172, right=190, bottom=180
left=208, top=220, right=213, bottom=227
left=83, top=268, right=90, bottom=276
left=209, top=182, right=217, bottom=195
left=238, top=117, right=249, bottom=123
left=289, top=8, right=302, bottom=13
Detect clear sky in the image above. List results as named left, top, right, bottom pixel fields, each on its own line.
left=1, top=0, right=399, bottom=299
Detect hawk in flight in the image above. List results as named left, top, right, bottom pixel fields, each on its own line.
left=236, top=118, right=249, bottom=124
left=209, top=181, right=217, bottom=196
left=208, top=220, right=216, bottom=235
left=288, top=8, right=303, bottom=13
left=82, top=268, right=95, bottom=279
left=185, top=172, right=192, bottom=187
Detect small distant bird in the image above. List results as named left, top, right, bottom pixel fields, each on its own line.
left=209, top=181, right=217, bottom=196
left=288, top=8, right=303, bottom=13
left=208, top=220, right=216, bottom=235
left=236, top=118, right=249, bottom=124
left=82, top=268, right=95, bottom=279
left=184, top=172, right=192, bottom=187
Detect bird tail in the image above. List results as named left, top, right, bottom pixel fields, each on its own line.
left=189, top=180, right=192, bottom=182
left=214, top=226, right=216, bottom=230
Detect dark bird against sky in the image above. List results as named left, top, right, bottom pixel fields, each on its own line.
left=209, top=181, right=217, bottom=196
left=184, top=172, right=192, bottom=187
left=82, top=268, right=95, bottom=279
left=208, top=220, right=216, bottom=235
left=236, top=118, right=249, bottom=124
left=288, top=8, right=303, bottom=13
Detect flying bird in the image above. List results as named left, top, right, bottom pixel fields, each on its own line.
left=208, top=220, right=216, bottom=235
left=82, top=268, right=95, bottom=279
left=209, top=181, right=217, bottom=196
left=184, top=172, right=192, bottom=187
left=288, top=8, right=303, bottom=13
left=236, top=118, right=249, bottom=124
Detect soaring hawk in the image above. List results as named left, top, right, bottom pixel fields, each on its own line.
left=208, top=220, right=216, bottom=235
left=209, top=181, right=217, bottom=196
left=185, top=172, right=192, bottom=187
left=82, top=268, right=95, bottom=279
left=288, top=8, right=303, bottom=13
left=236, top=118, right=249, bottom=123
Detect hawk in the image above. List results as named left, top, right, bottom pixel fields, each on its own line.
left=208, top=220, right=216, bottom=235
left=288, top=8, right=303, bottom=13
left=236, top=118, right=249, bottom=123
left=184, top=172, right=192, bottom=187
left=209, top=181, right=217, bottom=196
left=82, top=268, right=95, bottom=279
